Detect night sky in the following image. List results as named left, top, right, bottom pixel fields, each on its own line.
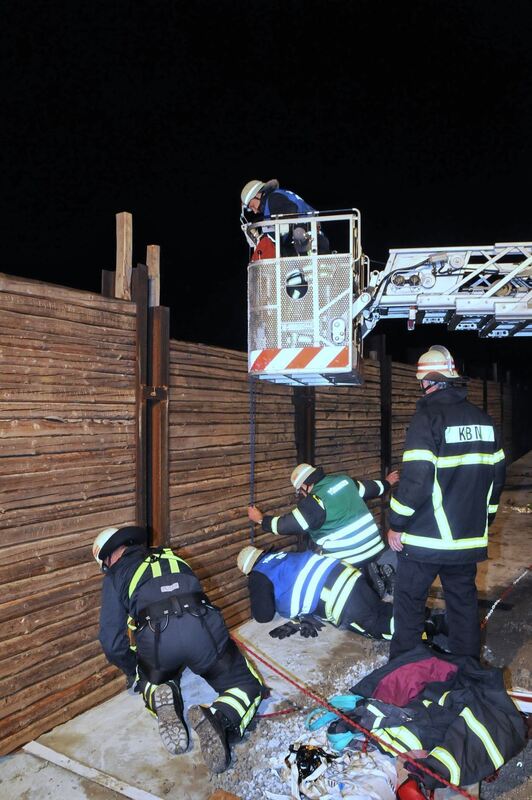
left=3, top=1, right=532, bottom=379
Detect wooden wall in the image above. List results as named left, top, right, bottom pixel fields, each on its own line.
left=0, top=273, right=138, bottom=754
left=391, top=362, right=418, bottom=468
left=167, top=342, right=298, bottom=629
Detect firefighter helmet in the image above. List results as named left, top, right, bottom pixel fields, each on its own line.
left=241, top=179, right=265, bottom=208
left=92, top=525, right=147, bottom=568
left=290, top=463, right=318, bottom=491
left=416, top=345, right=460, bottom=381
left=237, top=546, right=264, bottom=575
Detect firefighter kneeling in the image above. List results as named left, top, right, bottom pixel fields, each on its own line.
left=93, top=526, right=264, bottom=773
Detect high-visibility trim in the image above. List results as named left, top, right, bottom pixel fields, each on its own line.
left=444, top=424, right=494, bottom=444
left=300, top=557, right=335, bottom=615
left=238, top=694, right=262, bottom=735
left=322, top=566, right=353, bottom=617
left=432, top=472, right=453, bottom=541
left=316, top=512, right=376, bottom=543
left=402, top=533, right=487, bottom=550
left=391, top=726, right=423, bottom=751
left=366, top=703, right=385, bottom=728
left=331, top=540, right=384, bottom=563
left=390, top=497, right=416, bottom=517
left=493, top=448, right=505, bottom=463
left=438, top=691, right=450, bottom=706
left=431, top=747, right=461, bottom=785
left=356, top=481, right=366, bottom=498
left=292, top=508, right=309, bottom=530
left=129, top=561, right=150, bottom=597
left=151, top=560, right=162, bottom=578
left=271, top=517, right=279, bottom=534
left=460, top=708, right=504, bottom=769
left=244, top=656, right=263, bottom=686
left=437, top=453, right=501, bottom=468
left=377, top=730, right=408, bottom=754
left=488, top=504, right=498, bottom=514
left=290, top=554, right=325, bottom=618
left=216, top=694, right=247, bottom=719
left=327, top=479, right=349, bottom=495
left=423, top=700, right=433, bottom=707
left=374, top=480, right=384, bottom=494
left=350, top=621, right=365, bottom=633
left=403, top=449, right=437, bottom=464
left=128, top=552, right=187, bottom=597
left=330, top=571, right=361, bottom=623
left=227, top=687, right=251, bottom=706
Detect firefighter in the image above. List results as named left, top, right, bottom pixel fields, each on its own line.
left=386, top=345, right=506, bottom=660
left=93, top=526, right=264, bottom=773
left=240, top=178, right=330, bottom=255
left=237, top=546, right=396, bottom=641
left=247, top=465, right=399, bottom=584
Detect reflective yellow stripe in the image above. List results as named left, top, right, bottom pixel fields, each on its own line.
left=292, top=508, right=309, bottom=530
left=350, top=621, right=365, bottom=633
left=437, top=452, right=500, bottom=468
left=129, top=560, right=150, bottom=597
left=217, top=694, right=247, bottom=718
left=493, top=448, right=504, bottom=463
left=331, top=571, right=361, bottom=623
left=488, top=504, right=498, bottom=514
left=403, top=449, right=436, bottom=464
left=238, top=694, right=261, bottom=735
left=431, top=747, right=461, bottom=784
left=390, top=497, right=415, bottom=517
left=379, top=729, right=408, bottom=754
left=460, top=708, right=504, bottom=769
left=423, top=700, right=433, bottom=707
left=151, top=560, right=162, bottom=578
left=271, top=516, right=279, bottom=534
left=402, top=534, right=487, bottom=550
left=432, top=472, right=453, bottom=541
left=244, top=655, right=263, bottom=686
left=390, top=726, right=423, bottom=750
left=128, top=552, right=188, bottom=597
left=227, top=687, right=250, bottom=707
left=438, top=691, right=450, bottom=706
left=323, top=566, right=356, bottom=622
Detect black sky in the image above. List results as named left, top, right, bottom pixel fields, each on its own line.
left=2, top=0, right=532, bottom=378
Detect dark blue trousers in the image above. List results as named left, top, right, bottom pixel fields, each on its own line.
left=390, top=558, right=480, bottom=660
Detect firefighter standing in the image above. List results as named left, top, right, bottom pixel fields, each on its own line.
left=237, top=546, right=396, bottom=641
left=386, top=346, right=505, bottom=660
left=248, top=465, right=399, bottom=578
left=93, top=526, right=264, bottom=773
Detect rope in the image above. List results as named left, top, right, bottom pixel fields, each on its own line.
left=480, top=565, right=531, bottom=630
left=248, top=375, right=257, bottom=544
left=233, top=636, right=478, bottom=800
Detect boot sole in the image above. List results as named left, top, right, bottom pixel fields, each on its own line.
left=153, top=684, right=189, bottom=755
left=188, top=705, right=230, bottom=773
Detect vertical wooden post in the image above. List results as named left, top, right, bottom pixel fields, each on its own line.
left=115, top=212, right=133, bottom=300
left=132, top=264, right=149, bottom=530
left=293, top=387, right=315, bottom=465
left=149, top=306, right=170, bottom=546
left=146, top=245, right=161, bottom=308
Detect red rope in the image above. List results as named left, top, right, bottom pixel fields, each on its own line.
left=234, top=635, right=478, bottom=800
left=480, top=565, right=531, bottom=630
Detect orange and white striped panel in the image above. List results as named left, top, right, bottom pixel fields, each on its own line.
left=249, top=346, right=351, bottom=374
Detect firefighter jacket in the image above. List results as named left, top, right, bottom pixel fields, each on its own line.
left=248, top=550, right=394, bottom=639
left=348, top=645, right=526, bottom=789
left=262, top=188, right=314, bottom=218
left=98, top=545, right=198, bottom=675
left=262, top=474, right=389, bottom=565
left=389, top=386, right=505, bottom=563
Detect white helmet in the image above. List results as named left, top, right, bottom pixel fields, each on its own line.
left=92, top=525, right=147, bottom=568
left=241, top=179, right=265, bottom=208
left=416, top=345, right=460, bottom=381
left=237, top=546, right=264, bottom=575
left=290, top=463, right=317, bottom=491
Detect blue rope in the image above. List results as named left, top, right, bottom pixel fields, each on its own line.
left=249, top=375, right=257, bottom=543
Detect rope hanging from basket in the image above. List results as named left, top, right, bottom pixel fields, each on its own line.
left=248, top=375, right=257, bottom=543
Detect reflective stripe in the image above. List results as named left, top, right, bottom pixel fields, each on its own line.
left=378, top=730, right=408, bottom=754
left=438, top=691, right=450, bottom=706
left=356, top=481, right=366, bottom=498
left=330, top=571, right=361, bottom=623
left=238, top=694, right=261, bottom=735
left=392, top=726, right=423, bottom=750
left=244, top=655, right=263, bottom=686
left=292, top=508, right=309, bottom=530
left=328, top=479, right=349, bottom=495
left=445, top=425, right=494, bottom=443
left=431, top=747, right=461, bottom=785
left=390, top=497, right=415, bottom=517
left=374, top=480, right=384, bottom=494
left=423, top=700, right=433, bottom=707
left=217, top=694, right=246, bottom=718
left=493, top=448, right=505, bottom=463
left=271, top=517, right=279, bottom=534
left=437, top=453, right=501, bottom=468
left=128, top=552, right=187, bottom=597
left=366, top=703, right=384, bottom=728
left=403, top=449, right=436, bottom=464
left=460, top=708, right=504, bottom=769
left=317, top=512, right=375, bottom=543
left=323, top=566, right=353, bottom=619
left=350, top=621, right=365, bottom=633
left=488, top=504, right=498, bottom=514
left=432, top=472, right=453, bottom=541
left=227, top=687, right=250, bottom=706
left=151, top=560, right=162, bottom=578
left=331, top=540, right=384, bottom=563
left=290, top=554, right=325, bottom=618
left=402, top=533, right=487, bottom=550
left=300, top=557, right=335, bottom=614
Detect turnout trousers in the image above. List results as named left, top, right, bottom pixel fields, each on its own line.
left=136, top=606, right=264, bottom=736
left=390, top=558, right=480, bottom=660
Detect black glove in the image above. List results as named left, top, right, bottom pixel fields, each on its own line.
left=269, top=620, right=301, bottom=639
left=298, top=615, right=326, bottom=638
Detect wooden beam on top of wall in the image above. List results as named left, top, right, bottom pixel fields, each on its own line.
left=115, top=212, right=133, bottom=301
left=146, top=245, right=161, bottom=307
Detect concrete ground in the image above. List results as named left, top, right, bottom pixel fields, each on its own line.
left=1, top=453, right=531, bottom=800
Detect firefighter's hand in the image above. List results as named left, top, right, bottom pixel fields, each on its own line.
left=247, top=505, right=264, bottom=525
left=387, top=529, right=404, bottom=551
left=269, top=620, right=301, bottom=639
left=298, top=615, right=326, bottom=638
left=385, top=470, right=400, bottom=487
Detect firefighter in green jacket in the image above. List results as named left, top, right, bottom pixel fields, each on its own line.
left=387, top=346, right=505, bottom=660
left=248, top=465, right=399, bottom=586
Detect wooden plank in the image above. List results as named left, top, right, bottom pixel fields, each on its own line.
left=115, top=211, right=133, bottom=301
left=146, top=244, right=161, bottom=308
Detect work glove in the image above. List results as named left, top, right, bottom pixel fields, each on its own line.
left=298, top=615, right=326, bottom=638
left=269, top=620, right=301, bottom=639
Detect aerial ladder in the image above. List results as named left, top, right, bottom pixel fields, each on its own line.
left=243, top=209, right=532, bottom=385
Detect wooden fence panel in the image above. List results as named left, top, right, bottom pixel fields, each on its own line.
left=467, top=377, right=484, bottom=410
left=167, top=342, right=298, bottom=629
left=486, top=380, right=502, bottom=431
left=391, top=362, right=418, bottom=468
left=0, top=273, right=138, bottom=754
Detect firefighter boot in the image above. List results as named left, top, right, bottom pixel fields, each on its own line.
left=153, top=683, right=189, bottom=755
left=188, top=704, right=231, bottom=773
